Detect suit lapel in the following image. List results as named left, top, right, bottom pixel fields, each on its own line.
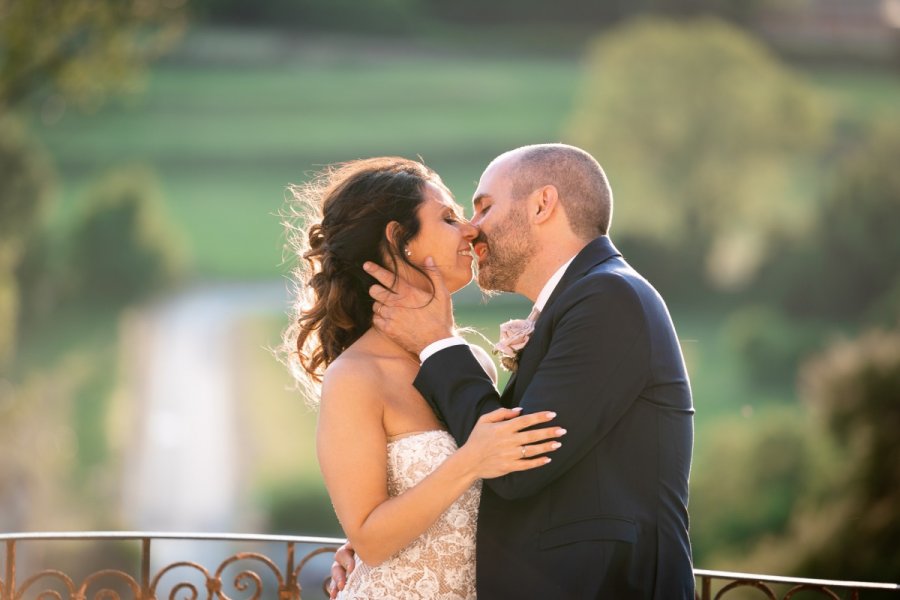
left=500, top=373, right=518, bottom=407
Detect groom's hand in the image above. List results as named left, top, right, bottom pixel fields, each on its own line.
left=328, top=542, right=355, bottom=598
left=365, top=257, right=455, bottom=355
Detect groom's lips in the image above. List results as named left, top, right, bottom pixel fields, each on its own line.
left=473, top=242, right=488, bottom=264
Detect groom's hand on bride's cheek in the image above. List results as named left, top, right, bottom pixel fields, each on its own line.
left=364, top=257, right=454, bottom=355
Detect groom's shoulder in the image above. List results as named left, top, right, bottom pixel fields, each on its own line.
left=556, top=259, right=664, bottom=317
left=570, top=259, right=645, bottom=299
left=554, top=266, right=644, bottom=318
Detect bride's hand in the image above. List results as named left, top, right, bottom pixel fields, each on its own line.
left=460, top=407, right=565, bottom=479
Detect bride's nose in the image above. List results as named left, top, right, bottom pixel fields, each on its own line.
left=460, top=221, right=478, bottom=241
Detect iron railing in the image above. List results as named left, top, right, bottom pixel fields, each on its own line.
left=0, top=532, right=897, bottom=600
left=694, top=569, right=899, bottom=599
left=0, top=532, right=343, bottom=600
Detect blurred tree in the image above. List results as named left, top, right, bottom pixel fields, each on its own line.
left=725, top=305, right=823, bottom=388
left=773, top=123, right=900, bottom=322
left=68, top=166, right=187, bottom=305
left=186, top=0, right=777, bottom=34
left=0, top=0, right=185, bottom=111
left=190, top=0, right=419, bottom=32
left=0, top=114, right=54, bottom=367
left=0, top=0, right=185, bottom=359
left=795, top=326, right=900, bottom=582
left=0, top=0, right=186, bottom=535
left=568, top=17, right=829, bottom=292
left=422, top=0, right=773, bottom=27
left=689, top=407, right=830, bottom=566
left=263, top=481, right=342, bottom=537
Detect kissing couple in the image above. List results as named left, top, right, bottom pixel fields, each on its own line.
left=283, top=144, right=695, bottom=599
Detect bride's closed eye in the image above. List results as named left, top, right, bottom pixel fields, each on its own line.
left=443, top=211, right=463, bottom=225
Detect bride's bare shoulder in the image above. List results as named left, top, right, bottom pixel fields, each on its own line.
left=319, top=348, right=386, bottom=412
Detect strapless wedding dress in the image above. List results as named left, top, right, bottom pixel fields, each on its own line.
left=337, top=430, right=481, bottom=600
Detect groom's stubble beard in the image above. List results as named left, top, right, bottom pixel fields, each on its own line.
left=476, top=202, right=537, bottom=293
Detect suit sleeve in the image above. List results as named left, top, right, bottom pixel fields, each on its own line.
left=414, top=343, right=498, bottom=447
left=414, top=273, right=649, bottom=500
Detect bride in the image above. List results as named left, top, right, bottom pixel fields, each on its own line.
left=283, top=157, right=563, bottom=599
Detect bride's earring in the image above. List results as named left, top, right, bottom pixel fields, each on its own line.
left=404, top=247, right=412, bottom=258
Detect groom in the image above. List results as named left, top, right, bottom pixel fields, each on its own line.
left=340, top=144, right=694, bottom=598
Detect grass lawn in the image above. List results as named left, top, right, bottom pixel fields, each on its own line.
left=27, top=29, right=579, bottom=279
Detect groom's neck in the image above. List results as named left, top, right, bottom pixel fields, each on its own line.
left=515, top=238, right=588, bottom=303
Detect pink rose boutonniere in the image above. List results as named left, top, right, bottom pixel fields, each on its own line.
left=493, top=317, right=536, bottom=372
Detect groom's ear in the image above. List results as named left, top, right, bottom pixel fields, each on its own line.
left=532, top=185, right=559, bottom=225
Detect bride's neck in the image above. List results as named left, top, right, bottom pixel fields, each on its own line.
left=364, top=327, right=419, bottom=363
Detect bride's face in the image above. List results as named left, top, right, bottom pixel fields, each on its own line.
left=403, top=181, right=478, bottom=294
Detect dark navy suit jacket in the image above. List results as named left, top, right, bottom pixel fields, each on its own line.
left=414, top=236, right=695, bottom=599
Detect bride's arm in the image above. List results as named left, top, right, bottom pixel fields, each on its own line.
left=317, top=358, right=561, bottom=567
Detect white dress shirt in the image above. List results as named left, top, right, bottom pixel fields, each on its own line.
left=419, top=256, right=577, bottom=363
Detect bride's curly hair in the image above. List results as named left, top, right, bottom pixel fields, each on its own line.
left=281, top=157, right=443, bottom=402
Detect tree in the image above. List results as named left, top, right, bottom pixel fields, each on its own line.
left=0, top=0, right=185, bottom=111
left=419, top=0, right=773, bottom=28
left=68, top=166, right=187, bottom=305
left=0, top=0, right=186, bottom=534
left=689, top=408, right=825, bottom=566
left=568, top=17, right=830, bottom=291
left=794, top=326, right=900, bottom=582
left=755, top=122, right=900, bottom=327
left=0, top=114, right=53, bottom=366
left=190, top=0, right=419, bottom=32
left=0, top=0, right=185, bottom=361
left=805, top=124, right=900, bottom=318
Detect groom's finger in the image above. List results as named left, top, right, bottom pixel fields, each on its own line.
left=369, top=284, right=399, bottom=307
left=328, top=568, right=342, bottom=598
left=422, top=256, right=449, bottom=297
left=363, top=261, right=403, bottom=290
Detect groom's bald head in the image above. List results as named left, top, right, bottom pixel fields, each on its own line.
left=496, top=143, right=612, bottom=240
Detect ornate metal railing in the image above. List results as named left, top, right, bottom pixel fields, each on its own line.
left=0, top=532, right=344, bottom=600
left=0, top=532, right=897, bottom=599
left=695, top=569, right=899, bottom=599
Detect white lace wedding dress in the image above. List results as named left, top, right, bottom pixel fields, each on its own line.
left=337, top=430, right=481, bottom=600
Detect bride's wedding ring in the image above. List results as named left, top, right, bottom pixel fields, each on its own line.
left=520, top=446, right=527, bottom=458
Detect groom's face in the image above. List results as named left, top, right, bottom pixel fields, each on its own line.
left=470, top=160, right=537, bottom=293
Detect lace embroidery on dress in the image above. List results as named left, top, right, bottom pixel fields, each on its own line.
left=337, top=430, right=481, bottom=600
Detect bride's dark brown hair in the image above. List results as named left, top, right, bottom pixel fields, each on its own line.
left=282, top=157, right=443, bottom=399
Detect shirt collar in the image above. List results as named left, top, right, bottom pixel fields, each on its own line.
left=534, top=256, right=576, bottom=313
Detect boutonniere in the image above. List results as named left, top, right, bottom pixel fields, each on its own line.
left=493, top=317, right=536, bottom=372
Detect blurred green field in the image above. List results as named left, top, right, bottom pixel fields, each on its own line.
left=27, top=30, right=900, bottom=281
left=28, top=31, right=579, bottom=278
